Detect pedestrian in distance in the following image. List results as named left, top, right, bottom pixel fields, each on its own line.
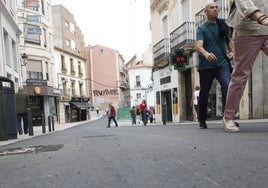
left=139, top=99, right=148, bottom=126
left=223, top=0, right=268, bottom=133
left=136, top=108, right=141, bottom=124
left=15, top=86, right=30, bottom=135
left=95, top=106, right=100, bottom=116
left=106, top=103, right=118, bottom=128
left=130, top=106, right=136, bottom=125
left=191, top=85, right=200, bottom=122
left=147, top=108, right=154, bottom=124
left=195, top=2, right=235, bottom=129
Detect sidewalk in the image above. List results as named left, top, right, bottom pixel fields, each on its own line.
left=0, top=111, right=103, bottom=147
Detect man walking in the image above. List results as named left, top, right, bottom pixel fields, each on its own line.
left=223, top=0, right=268, bottom=132
left=130, top=106, right=136, bottom=125
left=107, top=103, right=118, bottom=128
left=195, top=2, right=234, bottom=129
left=15, top=86, right=30, bottom=135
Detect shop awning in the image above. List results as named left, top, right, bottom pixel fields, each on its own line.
left=70, top=102, right=93, bottom=108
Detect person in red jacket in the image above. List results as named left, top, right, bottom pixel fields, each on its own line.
left=107, top=103, right=118, bottom=128
left=139, top=99, right=148, bottom=125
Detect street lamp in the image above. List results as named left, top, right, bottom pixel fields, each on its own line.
left=21, top=53, right=28, bottom=66
left=20, top=53, right=28, bottom=82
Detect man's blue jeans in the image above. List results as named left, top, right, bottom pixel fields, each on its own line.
left=17, top=113, right=28, bottom=134
left=198, top=65, right=231, bottom=121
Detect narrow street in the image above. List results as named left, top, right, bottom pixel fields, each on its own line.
left=1, top=117, right=268, bottom=188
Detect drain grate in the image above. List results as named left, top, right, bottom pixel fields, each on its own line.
left=0, top=144, right=63, bottom=156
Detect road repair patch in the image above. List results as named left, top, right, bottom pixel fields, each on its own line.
left=0, top=144, right=63, bottom=156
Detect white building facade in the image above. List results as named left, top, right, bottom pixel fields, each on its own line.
left=127, top=49, right=155, bottom=113
left=52, top=5, right=89, bottom=124
left=16, top=0, right=61, bottom=126
left=0, top=0, right=21, bottom=87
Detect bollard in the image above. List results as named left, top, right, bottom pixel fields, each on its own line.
left=27, top=108, right=33, bottom=136
left=52, top=116, right=55, bottom=131
left=42, top=113, right=46, bottom=133
left=48, top=115, right=51, bottom=132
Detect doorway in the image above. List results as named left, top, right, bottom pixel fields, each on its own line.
left=161, top=90, right=172, bottom=122
left=29, top=96, right=44, bottom=126
left=185, top=70, right=193, bottom=121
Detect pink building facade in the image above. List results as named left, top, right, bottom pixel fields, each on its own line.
left=84, top=45, right=126, bottom=110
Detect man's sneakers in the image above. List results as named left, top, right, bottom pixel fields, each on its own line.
left=223, top=117, right=239, bottom=133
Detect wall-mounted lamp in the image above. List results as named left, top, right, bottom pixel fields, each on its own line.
left=21, top=53, right=28, bottom=66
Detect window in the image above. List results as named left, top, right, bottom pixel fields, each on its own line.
left=66, top=39, right=70, bottom=47
left=25, top=24, right=41, bottom=44
left=70, top=58, right=75, bottom=75
left=61, top=55, right=66, bottom=71
left=136, top=93, right=141, bottom=99
left=71, top=40, right=75, bottom=50
left=41, top=0, right=45, bottom=15
left=70, top=58, right=74, bottom=69
left=43, top=28, right=47, bottom=47
left=3, top=30, right=10, bottom=66
left=25, top=0, right=39, bottom=11
left=45, top=62, right=49, bottom=80
left=78, top=61, right=83, bottom=76
left=136, top=76, right=141, bottom=87
left=162, top=15, right=168, bottom=38
left=79, top=83, right=83, bottom=96
left=71, top=82, right=75, bottom=96
left=27, top=71, right=43, bottom=79
left=65, top=21, right=69, bottom=30
left=48, top=97, right=56, bottom=114
left=12, top=40, right=18, bottom=70
left=70, top=23, right=74, bottom=33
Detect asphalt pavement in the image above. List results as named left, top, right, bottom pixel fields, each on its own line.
left=1, top=110, right=268, bottom=147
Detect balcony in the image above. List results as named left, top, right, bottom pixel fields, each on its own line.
left=195, top=8, right=206, bottom=27
left=120, top=67, right=127, bottom=75
left=152, top=38, right=170, bottom=68
left=170, top=22, right=195, bottom=51
left=119, top=82, right=128, bottom=90
left=150, top=0, right=169, bottom=13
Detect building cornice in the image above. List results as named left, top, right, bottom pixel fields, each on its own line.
left=54, top=46, right=86, bottom=61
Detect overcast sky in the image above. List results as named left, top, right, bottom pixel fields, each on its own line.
left=51, top=0, right=151, bottom=62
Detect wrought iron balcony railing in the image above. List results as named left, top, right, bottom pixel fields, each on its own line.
left=170, top=22, right=195, bottom=50
left=152, top=38, right=170, bottom=67
left=119, top=82, right=128, bottom=90
left=120, top=66, right=127, bottom=75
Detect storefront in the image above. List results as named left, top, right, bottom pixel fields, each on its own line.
left=70, top=97, right=93, bottom=122
left=24, top=81, right=61, bottom=126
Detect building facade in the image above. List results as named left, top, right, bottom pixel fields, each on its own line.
left=52, top=5, right=90, bottom=124
left=0, top=0, right=21, bottom=86
left=17, top=0, right=61, bottom=126
left=84, top=45, right=127, bottom=111
left=150, top=0, right=268, bottom=123
left=150, top=0, right=206, bottom=123
left=126, top=49, right=154, bottom=111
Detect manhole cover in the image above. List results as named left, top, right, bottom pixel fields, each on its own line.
left=0, top=144, right=63, bottom=156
